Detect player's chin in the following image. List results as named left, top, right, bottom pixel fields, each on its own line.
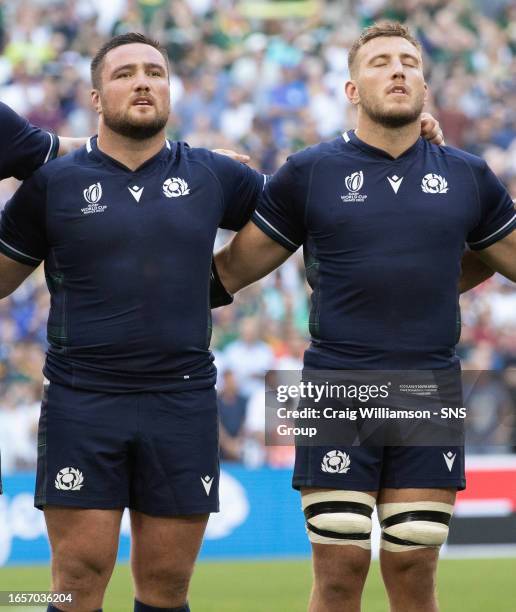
left=381, top=105, right=421, bottom=125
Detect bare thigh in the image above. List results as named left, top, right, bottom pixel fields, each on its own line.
left=130, top=510, right=210, bottom=607
left=44, top=507, right=123, bottom=610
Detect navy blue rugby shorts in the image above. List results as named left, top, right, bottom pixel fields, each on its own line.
left=35, top=381, right=219, bottom=515
left=293, top=444, right=465, bottom=492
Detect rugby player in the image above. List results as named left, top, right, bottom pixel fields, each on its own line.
left=212, top=22, right=516, bottom=612
left=0, top=33, right=267, bottom=612
left=0, top=101, right=251, bottom=499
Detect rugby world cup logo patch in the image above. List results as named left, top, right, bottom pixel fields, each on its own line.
left=83, top=182, right=102, bottom=204
left=55, top=467, right=84, bottom=491
left=81, top=182, right=107, bottom=214
left=345, top=171, right=364, bottom=193
left=421, top=173, right=449, bottom=194
left=321, top=450, right=351, bottom=474
left=342, top=171, right=367, bottom=203
left=163, top=177, right=190, bottom=198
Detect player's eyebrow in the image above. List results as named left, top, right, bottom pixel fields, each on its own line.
left=110, top=62, right=166, bottom=76
left=368, top=52, right=420, bottom=65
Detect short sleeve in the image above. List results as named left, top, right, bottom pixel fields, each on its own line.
left=252, top=157, right=306, bottom=252
left=467, top=161, right=516, bottom=250
left=0, top=172, right=48, bottom=266
left=213, top=154, right=265, bottom=231
left=0, top=102, right=58, bottom=180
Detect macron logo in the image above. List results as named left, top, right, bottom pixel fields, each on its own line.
left=128, top=185, right=144, bottom=202
left=387, top=175, right=403, bottom=194
left=443, top=451, right=456, bottom=472
left=201, top=475, right=214, bottom=496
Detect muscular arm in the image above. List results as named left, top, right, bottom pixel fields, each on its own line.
left=215, top=221, right=293, bottom=294
left=474, top=229, right=516, bottom=283
left=459, top=250, right=494, bottom=293
left=0, top=252, right=37, bottom=299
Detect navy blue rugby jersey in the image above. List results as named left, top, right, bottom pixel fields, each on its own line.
left=1, top=101, right=58, bottom=179
left=253, top=130, right=516, bottom=370
left=0, top=137, right=264, bottom=392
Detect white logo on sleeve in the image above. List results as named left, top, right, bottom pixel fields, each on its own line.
left=201, top=475, right=214, bottom=496
left=443, top=451, right=456, bottom=472
left=163, top=177, right=190, bottom=198
left=128, top=185, right=144, bottom=202
left=82, top=182, right=107, bottom=214
left=387, top=175, right=404, bottom=194
left=421, top=173, right=449, bottom=194
left=342, top=171, right=367, bottom=203
left=321, top=450, right=351, bottom=474
left=55, top=467, right=84, bottom=491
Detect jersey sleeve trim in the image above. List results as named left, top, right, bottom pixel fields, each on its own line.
left=467, top=213, right=516, bottom=250
left=44, top=132, right=59, bottom=164
left=0, top=238, right=42, bottom=266
left=252, top=211, right=300, bottom=252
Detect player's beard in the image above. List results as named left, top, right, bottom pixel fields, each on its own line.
left=102, top=104, right=169, bottom=140
left=359, top=89, right=425, bottom=128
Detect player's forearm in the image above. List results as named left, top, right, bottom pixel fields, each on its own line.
left=215, top=228, right=291, bottom=294
left=0, top=254, right=35, bottom=299
left=475, top=230, right=516, bottom=284
left=215, top=242, right=262, bottom=294
left=459, top=251, right=494, bottom=293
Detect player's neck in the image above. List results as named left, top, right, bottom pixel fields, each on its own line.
left=355, top=115, right=421, bottom=159
left=97, top=126, right=166, bottom=171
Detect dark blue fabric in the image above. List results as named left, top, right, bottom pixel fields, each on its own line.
left=35, top=382, right=219, bottom=514
left=0, top=101, right=57, bottom=180
left=254, top=131, right=515, bottom=371
left=294, top=444, right=466, bottom=491
left=0, top=138, right=263, bottom=392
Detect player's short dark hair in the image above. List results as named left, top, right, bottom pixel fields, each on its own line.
left=91, top=32, right=169, bottom=89
left=348, top=21, right=422, bottom=77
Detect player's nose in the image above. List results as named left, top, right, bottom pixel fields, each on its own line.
left=390, top=58, right=406, bottom=78
left=133, top=70, right=151, bottom=91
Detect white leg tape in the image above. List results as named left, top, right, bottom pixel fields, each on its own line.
left=302, top=490, right=376, bottom=549
left=378, top=501, right=454, bottom=552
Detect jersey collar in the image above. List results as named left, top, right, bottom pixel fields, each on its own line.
left=86, top=136, right=174, bottom=174
left=342, top=129, right=423, bottom=161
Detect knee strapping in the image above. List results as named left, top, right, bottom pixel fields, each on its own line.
left=302, top=490, right=376, bottom=549
left=378, top=501, right=454, bottom=552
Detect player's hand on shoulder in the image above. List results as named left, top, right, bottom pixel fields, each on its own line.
left=420, top=112, right=445, bottom=146
left=212, top=148, right=251, bottom=164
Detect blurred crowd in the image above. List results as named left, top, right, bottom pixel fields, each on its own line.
left=0, top=0, right=515, bottom=472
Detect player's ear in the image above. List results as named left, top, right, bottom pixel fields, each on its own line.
left=345, top=80, right=360, bottom=106
left=91, top=89, right=102, bottom=114
left=423, top=81, right=428, bottom=105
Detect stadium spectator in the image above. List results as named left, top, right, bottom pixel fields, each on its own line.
left=218, top=370, right=248, bottom=461
left=222, top=317, right=275, bottom=398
